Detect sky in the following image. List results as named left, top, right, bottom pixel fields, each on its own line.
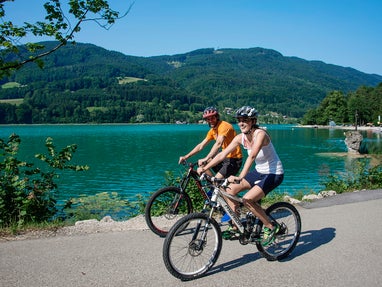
left=3, top=0, right=382, bottom=75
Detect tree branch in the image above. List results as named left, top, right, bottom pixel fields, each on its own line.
left=0, top=1, right=133, bottom=76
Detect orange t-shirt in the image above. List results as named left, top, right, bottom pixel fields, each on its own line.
left=205, top=121, right=242, bottom=159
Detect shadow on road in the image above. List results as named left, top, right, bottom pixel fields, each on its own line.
left=209, top=252, right=262, bottom=275
left=205, top=227, right=335, bottom=278
left=283, top=227, right=336, bottom=260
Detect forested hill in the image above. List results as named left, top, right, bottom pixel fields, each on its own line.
left=1, top=41, right=381, bottom=124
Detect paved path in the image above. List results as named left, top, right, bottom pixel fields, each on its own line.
left=1, top=190, right=382, bottom=287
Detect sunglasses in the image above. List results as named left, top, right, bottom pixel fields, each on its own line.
left=236, top=117, right=251, bottom=123
left=205, top=116, right=216, bottom=121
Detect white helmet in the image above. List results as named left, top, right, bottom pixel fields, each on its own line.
left=235, top=106, right=258, bottom=119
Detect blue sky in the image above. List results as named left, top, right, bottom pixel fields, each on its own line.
left=4, top=0, right=382, bottom=75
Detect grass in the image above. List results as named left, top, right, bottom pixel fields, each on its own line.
left=1, top=82, right=22, bottom=89
left=0, top=98, right=24, bottom=105
left=86, top=106, right=109, bottom=112
left=0, top=221, right=69, bottom=238
left=117, top=76, right=146, bottom=84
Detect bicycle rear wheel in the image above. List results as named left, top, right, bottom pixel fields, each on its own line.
left=256, top=202, right=301, bottom=261
left=145, top=186, right=193, bottom=237
left=163, top=213, right=222, bottom=280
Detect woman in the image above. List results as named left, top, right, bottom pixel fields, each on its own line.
left=197, top=106, right=284, bottom=246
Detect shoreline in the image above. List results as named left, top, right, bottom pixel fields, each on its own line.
left=295, top=124, right=382, bottom=132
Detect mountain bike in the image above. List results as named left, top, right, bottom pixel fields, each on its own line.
left=145, top=161, right=214, bottom=237
left=162, top=174, right=302, bottom=280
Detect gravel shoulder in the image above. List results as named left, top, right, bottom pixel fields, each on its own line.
left=0, top=215, right=148, bottom=242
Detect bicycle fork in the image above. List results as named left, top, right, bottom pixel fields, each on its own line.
left=189, top=208, right=217, bottom=253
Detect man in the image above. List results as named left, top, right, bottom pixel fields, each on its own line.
left=179, top=106, right=242, bottom=179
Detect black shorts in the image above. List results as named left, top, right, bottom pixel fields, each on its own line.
left=244, top=169, right=284, bottom=195
left=212, top=158, right=242, bottom=177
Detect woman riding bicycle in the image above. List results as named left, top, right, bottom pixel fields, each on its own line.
left=197, top=105, right=284, bottom=246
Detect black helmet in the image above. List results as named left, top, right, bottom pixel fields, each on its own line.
left=235, top=106, right=258, bottom=119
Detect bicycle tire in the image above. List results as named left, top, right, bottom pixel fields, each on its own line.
left=145, top=186, right=193, bottom=237
left=163, top=213, right=222, bottom=280
left=256, top=201, right=301, bottom=261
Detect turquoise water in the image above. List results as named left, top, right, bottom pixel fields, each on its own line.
left=1, top=124, right=380, bottom=202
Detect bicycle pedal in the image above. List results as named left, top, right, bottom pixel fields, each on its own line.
left=250, top=234, right=261, bottom=242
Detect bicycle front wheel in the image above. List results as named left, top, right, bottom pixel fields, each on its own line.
left=163, top=213, right=222, bottom=280
left=256, top=201, right=301, bottom=261
left=145, top=186, right=193, bottom=237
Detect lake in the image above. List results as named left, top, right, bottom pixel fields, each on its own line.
left=1, top=124, right=381, bottom=203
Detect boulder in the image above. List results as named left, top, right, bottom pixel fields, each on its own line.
left=344, top=131, right=363, bottom=154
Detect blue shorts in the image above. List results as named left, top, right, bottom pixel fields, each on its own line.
left=243, top=170, right=284, bottom=195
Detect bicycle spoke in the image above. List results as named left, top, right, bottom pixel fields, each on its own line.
left=145, top=187, right=192, bottom=237
left=257, top=202, right=301, bottom=261
left=163, top=213, right=222, bottom=280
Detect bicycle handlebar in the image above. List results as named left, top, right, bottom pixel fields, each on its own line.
left=200, top=173, right=227, bottom=186
left=180, top=160, right=198, bottom=169
left=200, top=173, right=244, bottom=204
left=200, top=173, right=242, bottom=187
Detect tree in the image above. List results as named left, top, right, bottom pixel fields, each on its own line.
left=301, top=108, right=320, bottom=125
left=0, top=0, right=133, bottom=78
left=315, top=91, right=348, bottom=125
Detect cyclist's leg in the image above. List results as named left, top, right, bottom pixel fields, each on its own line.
left=242, top=171, right=284, bottom=229
left=215, top=158, right=242, bottom=178
left=220, top=179, right=250, bottom=238
left=242, top=186, right=271, bottom=227
left=223, top=179, right=251, bottom=215
left=216, top=158, right=243, bottom=222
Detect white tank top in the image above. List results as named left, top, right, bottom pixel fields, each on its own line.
left=242, top=131, right=284, bottom=174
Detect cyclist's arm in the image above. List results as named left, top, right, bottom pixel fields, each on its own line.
left=179, top=138, right=210, bottom=164
left=199, top=134, right=241, bottom=173
left=199, top=134, right=225, bottom=164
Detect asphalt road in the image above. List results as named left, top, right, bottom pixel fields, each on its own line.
left=1, top=190, right=382, bottom=287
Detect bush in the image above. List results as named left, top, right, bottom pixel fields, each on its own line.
left=64, top=192, right=145, bottom=222
left=323, top=159, right=382, bottom=193
left=162, top=169, right=206, bottom=211
left=0, top=134, right=89, bottom=227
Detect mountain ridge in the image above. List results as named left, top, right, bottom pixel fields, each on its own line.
left=0, top=41, right=381, bottom=124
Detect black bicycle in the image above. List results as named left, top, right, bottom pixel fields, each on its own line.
left=162, top=174, right=302, bottom=280
left=145, top=161, right=213, bottom=237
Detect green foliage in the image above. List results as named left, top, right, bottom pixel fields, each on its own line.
left=0, top=134, right=89, bottom=227
left=323, top=159, right=382, bottom=193
left=260, top=192, right=286, bottom=208
left=186, top=178, right=207, bottom=211
left=63, top=192, right=143, bottom=222
left=302, top=83, right=382, bottom=126
left=162, top=170, right=206, bottom=212
left=0, top=1, right=129, bottom=77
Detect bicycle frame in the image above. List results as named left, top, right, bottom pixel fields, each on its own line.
left=179, top=162, right=210, bottom=201
left=208, top=186, right=246, bottom=233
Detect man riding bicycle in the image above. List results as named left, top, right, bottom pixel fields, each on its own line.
left=179, top=106, right=243, bottom=180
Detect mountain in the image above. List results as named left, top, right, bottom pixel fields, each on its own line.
left=0, top=41, right=381, bottom=124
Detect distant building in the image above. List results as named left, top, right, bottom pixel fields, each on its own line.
left=329, top=120, right=336, bottom=127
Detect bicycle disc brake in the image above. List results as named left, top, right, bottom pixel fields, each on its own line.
left=188, top=239, right=206, bottom=256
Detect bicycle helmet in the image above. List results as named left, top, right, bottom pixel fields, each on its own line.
left=203, top=106, right=219, bottom=119
left=235, top=106, right=258, bottom=119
